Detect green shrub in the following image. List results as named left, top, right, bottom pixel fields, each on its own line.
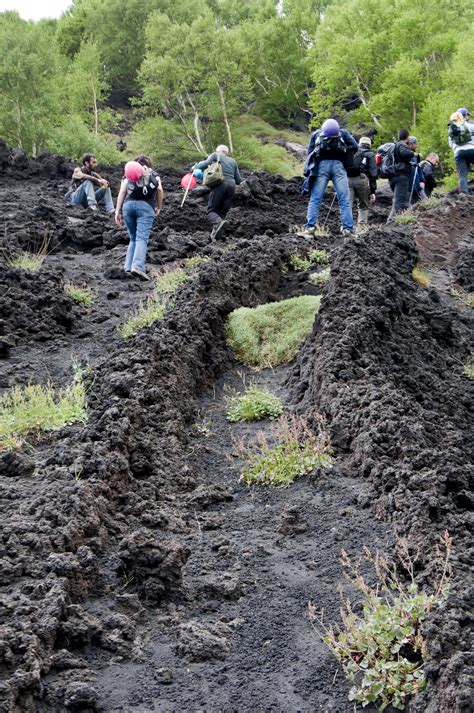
left=0, top=368, right=88, bottom=451
left=394, top=211, right=417, bottom=225
left=308, top=267, right=331, bottom=287
left=226, top=385, right=283, bottom=422
left=310, top=534, right=452, bottom=712
left=48, top=116, right=122, bottom=164
left=226, top=295, right=320, bottom=368
left=154, top=267, right=190, bottom=295
left=290, top=253, right=312, bottom=271
left=236, top=415, right=333, bottom=487
left=64, top=282, right=94, bottom=306
left=290, top=249, right=330, bottom=272
left=418, top=196, right=439, bottom=210
left=119, top=296, right=167, bottom=338
left=309, top=249, right=330, bottom=264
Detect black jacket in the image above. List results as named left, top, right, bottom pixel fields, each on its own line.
left=420, top=160, right=437, bottom=196
left=393, top=141, right=416, bottom=176
left=347, top=146, right=378, bottom=194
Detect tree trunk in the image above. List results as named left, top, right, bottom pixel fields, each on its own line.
left=186, top=93, right=207, bottom=155
left=92, top=86, right=99, bottom=135
left=217, top=83, right=233, bottom=153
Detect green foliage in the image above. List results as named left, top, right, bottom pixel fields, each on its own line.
left=309, top=249, right=330, bottom=264
left=418, top=196, right=440, bottom=210
left=47, top=115, right=122, bottom=163
left=3, top=235, right=49, bottom=272
left=153, top=267, right=190, bottom=295
left=290, top=249, right=330, bottom=271
left=290, top=253, right=312, bottom=271
left=450, top=288, right=474, bottom=309
left=310, top=534, right=452, bottom=712
left=64, top=282, right=95, bottom=306
left=226, top=295, right=321, bottom=368
left=412, top=265, right=431, bottom=288
left=394, top=212, right=417, bottom=225
left=0, top=368, right=88, bottom=451
left=119, top=295, right=167, bottom=339
left=463, top=360, right=474, bottom=379
left=226, top=385, right=283, bottom=423
left=308, top=267, right=331, bottom=287
left=183, top=255, right=211, bottom=270
left=236, top=414, right=333, bottom=487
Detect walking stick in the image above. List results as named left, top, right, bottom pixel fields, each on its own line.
left=408, top=165, right=418, bottom=207
left=181, top=176, right=193, bottom=208
left=322, top=192, right=337, bottom=228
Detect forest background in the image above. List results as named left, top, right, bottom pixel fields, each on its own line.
left=1, top=0, right=473, bottom=182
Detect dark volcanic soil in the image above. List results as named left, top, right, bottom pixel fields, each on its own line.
left=0, top=143, right=473, bottom=713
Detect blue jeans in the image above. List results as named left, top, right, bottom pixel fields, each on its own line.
left=66, top=180, right=114, bottom=211
left=123, top=200, right=155, bottom=272
left=305, top=160, right=353, bottom=231
left=454, top=148, right=474, bottom=193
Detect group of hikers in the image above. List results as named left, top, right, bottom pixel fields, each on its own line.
left=64, top=107, right=473, bottom=278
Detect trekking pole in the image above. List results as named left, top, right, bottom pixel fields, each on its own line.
left=322, top=192, right=337, bottom=228
left=181, top=178, right=192, bottom=207
left=408, top=165, right=418, bottom=207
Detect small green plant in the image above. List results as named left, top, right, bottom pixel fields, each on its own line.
left=119, top=295, right=167, bottom=338
left=236, top=415, right=333, bottom=487
left=394, top=212, right=417, bottom=225
left=0, top=368, right=88, bottom=451
left=309, top=533, right=452, bottom=712
left=308, top=267, right=331, bottom=287
left=290, top=253, right=312, bottom=271
left=308, top=248, right=330, bottom=264
left=450, top=287, right=474, bottom=308
left=412, top=265, right=431, bottom=288
left=3, top=234, right=49, bottom=272
left=463, top=360, right=474, bottom=378
left=64, top=282, right=95, bottom=306
left=418, top=196, right=439, bottom=210
left=313, top=225, right=330, bottom=238
left=154, top=267, right=190, bottom=295
left=226, top=295, right=320, bottom=368
left=226, top=385, right=283, bottom=422
left=184, top=255, right=211, bottom=271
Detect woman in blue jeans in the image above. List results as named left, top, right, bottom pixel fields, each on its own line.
left=115, top=155, right=163, bottom=281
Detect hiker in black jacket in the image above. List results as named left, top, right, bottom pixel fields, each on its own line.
left=347, top=136, right=377, bottom=227
left=419, top=153, right=439, bottom=197
left=194, top=144, right=242, bottom=240
left=387, top=129, right=417, bottom=222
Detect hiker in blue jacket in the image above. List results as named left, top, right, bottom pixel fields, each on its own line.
left=299, top=119, right=358, bottom=237
left=194, top=144, right=242, bottom=240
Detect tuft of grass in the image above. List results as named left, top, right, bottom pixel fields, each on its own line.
left=308, top=267, right=331, bottom=287
left=226, top=295, right=320, bottom=368
left=450, top=287, right=474, bottom=308
left=226, top=384, right=283, bottom=422
left=119, top=295, right=167, bottom=339
left=236, top=415, right=333, bottom=487
left=290, top=253, right=312, bottom=271
left=463, top=360, right=474, bottom=378
left=309, top=533, right=452, bottom=713
left=0, top=367, right=88, bottom=451
left=290, top=249, right=330, bottom=272
left=418, top=196, right=439, bottom=210
left=64, top=282, right=95, bottom=306
left=394, top=212, right=417, bottom=225
left=412, top=265, right=431, bottom=288
left=3, top=235, right=49, bottom=272
left=154, top=267, right=190, bottom=295
left=183, top=255, right=211, bottom=271
left=309, top=248, right=330, bottom=264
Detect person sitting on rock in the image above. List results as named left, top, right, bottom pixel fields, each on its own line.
left=194, top=144, right=242, bottom=240
left=419, top=153, right=439, bottom=197
left=65, top=153, right=114, bottom=213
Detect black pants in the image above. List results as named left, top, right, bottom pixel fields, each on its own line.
left=387, top=174, right=409, bottom=222
left=207, top=180, right=236, bottom=226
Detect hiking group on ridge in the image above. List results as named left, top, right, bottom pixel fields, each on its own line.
left=64, top=106, right=473, bottom=277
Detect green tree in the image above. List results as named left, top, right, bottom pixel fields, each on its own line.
left=66, top=41, right=110, bottom=134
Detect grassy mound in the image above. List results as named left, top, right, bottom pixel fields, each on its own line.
left=226, top=295, right=320, bottom=368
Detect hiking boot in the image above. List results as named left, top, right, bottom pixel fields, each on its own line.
left=341, top=228, right=355, bottom=237
left=131, top=268, right=150, bottom=281
left=89, top=204, right=99, bottom=212
left=211, top=220, right=228, bottom=240
left=296, top=226, right=315, bottom=237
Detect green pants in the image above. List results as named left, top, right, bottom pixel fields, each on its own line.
left=348, top=174, right=370, bottom=210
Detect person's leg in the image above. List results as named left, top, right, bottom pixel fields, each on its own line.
left=130, top=201, right=154, bottom=273
left=220, top=182, right=236, bottom=218
left=207, top=184, right=226, bottom=226
left=454, top=150, right=474, bottom=193
left=331, top=161, right=354, bottom=231
left=356, top=175, right=370, bottom=225
left=348, top=177, right=356, bottom=210
left=70, top=181, right=96, bottom=207
left=393, top=175, right=410, bottom=212
left=305, top=161, right=331, bottom=229
left=94, top=187, right=115, bottom=212
left=123, top=202, right=138, bottom=272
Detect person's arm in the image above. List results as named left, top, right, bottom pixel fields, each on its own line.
left=342, top=130, right=359, bottom=151
left=114, top=179, right=128, bottom=225
left=194, top=153, right=216, bottom=171
left=234, top=162, right=242, bottom=185
left=72, top=167, right=103, bottom=186
left=398, top=143, right=415, bottom=162
left=155, top=177, right=163, bottom=215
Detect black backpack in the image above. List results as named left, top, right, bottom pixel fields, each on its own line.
left=313, top=131, right=347, bottom=158
left=346, top=148, right=369, bottom=177
left=126, top=168, right=160, bottom=200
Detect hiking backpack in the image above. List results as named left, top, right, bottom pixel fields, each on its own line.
left=376, top=143, right=397, bottom=179
left=448, top=120, right=472, bottom=146
left=313, top=132, right=347, bottom=158
left=203, top=153, right=224, bottom=188
left=346, top=148, right=369, bottom=177
left=126, top=168, right=160, bottom=200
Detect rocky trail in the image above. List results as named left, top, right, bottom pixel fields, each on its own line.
left=0, top=143, right=472, bottom=713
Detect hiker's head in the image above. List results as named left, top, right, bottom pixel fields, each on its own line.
left=216, top=144, right=229, bottom=155
left=124, top=160, right=145, bottom=182
left=457, top=107, right=470, bottom=118
left=134, top=155, right=152, bottom=168
left=408, top=136, right=418, bottom=149
left=82, top=153, right=97, bottom=169
left=321, top=119, right=340, bottom=137
left=398, top=129, right=410, bottom=142
left=359, top=136, right=372, bottom=148
left=427, top=152, right=439, bottom=166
